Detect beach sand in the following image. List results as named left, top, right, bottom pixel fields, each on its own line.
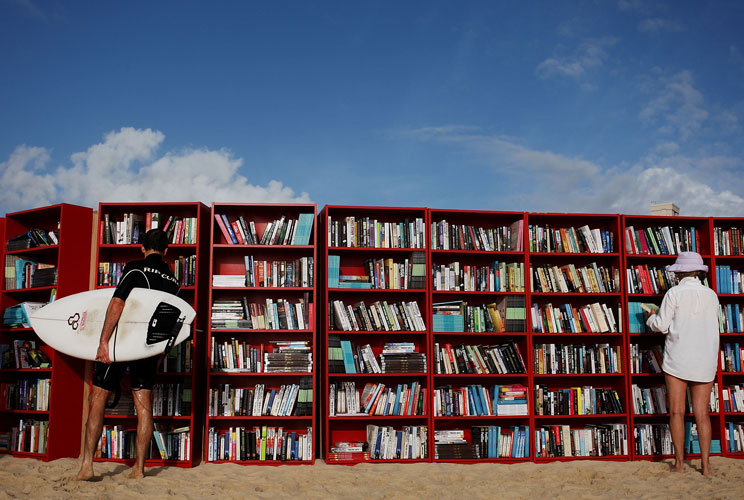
left=1, top=455, right=743, bottom=499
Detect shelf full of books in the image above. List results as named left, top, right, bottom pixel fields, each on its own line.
left=429, top=209, right=531, bottom=462
left=206, top=203, right=317, bottom=465
left=0, top=204, right=92, bottom=460
left=528, top=213, right=629, bottom=461
left=321, top=206, right=430, bottom=463
left=712, top=217, right=744, bottom=457
left=93, top=202, right=209, bottom=467
left=622, top=214, right=724, bottom=460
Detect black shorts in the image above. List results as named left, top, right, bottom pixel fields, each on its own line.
left=92, top=356, right=159, bottom=392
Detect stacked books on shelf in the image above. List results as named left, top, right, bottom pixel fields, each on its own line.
left=624, top=225, right=699, bottom=255
left=432, top=260, right=523, bottom=292
left=329, top=380, right=425, bottom=416
left=530, top=263, right=619, bottom=293
left=535, top=424, right=627, bottom=458
left=2, top=420, right=48, bottom=454
left=215, top=213, right=314, bottom=246
left=431, top=220, right=523, bottom=251
left=725, top=422, right=744, bottom=453
left=210, top=340, right=312, bottom=373
left=626, top=265, right=676, bottom=294
left=433, top=384, right=528, bottom=417
left=211, top=298, right=310, bottom=330
left=720, top=304, right=743, bottom=333
left=0, top=379, right=50, bottom=411
left=531, top=302, right=620, bottom=334
left=206, top=426, right=312, bottom=462
left=629, top=344, right=664, bottom=374
left=209, top=378, right=311, bottom=417
left=717, top=265, right=743, bottom=294
left=365, top=424, right=427, bottom=460
left=0, top=341, right=51, bottom=369
left=721, top=343, right=744, bottom=372
left=328, top=338, right=426, bottom=374
left=627, top=302, right=659, bottom=334
left=723, top=384, right=744, bottom=412
left=6, top=228, right=58, bottom=250
left=433, top=342, right=526, bottom=375
left=327, top=216, right=425, bottom=248
left=3, top=256, right=57, bottom=289
left=529, top=224, right=613, bottom=253
left=535, top=386, right=623, bottom=415
left=102, top=212, right=197, bottom=245
left=329, top=299, right=425, bottom=332
left=532, top=343, right=622, bottom=374
left=2, top=302, right=45, bottom=329
left=432, top=297, right=526, bottom=333
left=434, top=426, right=530, bottom=460
left=713, top=227, right=743, bottom=255
left=327, top=253, right=426, bottom=290
left=242, top=256, right=313, bottom=288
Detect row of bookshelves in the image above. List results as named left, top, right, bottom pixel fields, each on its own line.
left=5, top=203, right=744, bottom=467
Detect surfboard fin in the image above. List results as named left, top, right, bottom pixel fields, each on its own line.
left=146, top=302, right=185, bottom=346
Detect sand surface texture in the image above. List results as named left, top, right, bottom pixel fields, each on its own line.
left=1, top=455, right=743, bottom=499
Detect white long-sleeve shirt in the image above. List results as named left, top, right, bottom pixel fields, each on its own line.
left=646, top=276, right=720, bottom=382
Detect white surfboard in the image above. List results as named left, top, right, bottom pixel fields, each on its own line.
left=28, top=288, right=196, bottom=362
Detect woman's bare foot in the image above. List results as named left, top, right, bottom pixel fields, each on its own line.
left=701, top=462, right=712, bottom=477
left=128, top=468, right=145, bottom=479
left=75, top=463, right=94, bottom=481
left=671, top=460, right=685, bottom=473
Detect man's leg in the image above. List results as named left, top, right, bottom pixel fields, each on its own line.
left=690, top=380, right=714, bottom=476
left=665, top=373, right=688, bottom=472
left=76, top=385, right=111, bottom=480
left=130, top=388, right=154, bottom=479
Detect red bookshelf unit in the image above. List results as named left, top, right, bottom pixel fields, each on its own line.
left=206, top=203, right=317, bottom=464
left=711, top=217, right=744, bottom=457
left=321, top=206, right=430, bottom=464
left=0, top=203, right=93, bottom=460
left=527, top=213, right=629, bottom=461
left=622, top=214, right=722, bottom=461
left=93, top=202, right=209, bottom=467
left=428, top=209, right=530, bottom=463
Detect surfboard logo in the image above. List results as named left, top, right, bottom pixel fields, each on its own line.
left=68, top=313, right=80, bottom=330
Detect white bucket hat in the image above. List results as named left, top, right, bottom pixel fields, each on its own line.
left=667, top=251, right=708, bottom=272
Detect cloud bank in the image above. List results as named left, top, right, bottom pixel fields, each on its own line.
left=0, top=127, right=311, bottom=214
left=403, top=126, right=744, bottom=217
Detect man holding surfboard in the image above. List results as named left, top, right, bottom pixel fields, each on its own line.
left=77, top=228, right=180, bottom=480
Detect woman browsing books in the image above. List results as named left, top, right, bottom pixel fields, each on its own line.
left=645, top=252, right=719, bottom=476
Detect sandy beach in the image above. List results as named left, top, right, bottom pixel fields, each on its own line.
left=1, top=455, right=743, bottom=500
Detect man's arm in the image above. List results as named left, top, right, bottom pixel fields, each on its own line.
left=95, top=297, right=126, bottom=364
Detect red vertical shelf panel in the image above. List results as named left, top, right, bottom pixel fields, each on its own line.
left=622, top=214, right=720, bottom=461
left=526, top=213, right=628, bottom=462
left=321, top=206, right=430, bottom=464
left=205, top=203, right=317, bottom=465
left=93, top=202, right=209, bottom=467
left=711, top=216, right=744, bottom=458
left=1, top=203, right=92, bottom=460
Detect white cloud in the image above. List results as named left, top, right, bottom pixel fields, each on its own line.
left=638, top=18, right=684, bottom=33
left=617, top=0, right=650, bottom=13
left=404, top=125, right=744, bottom=216
left=0, top=127, right=311, bottom=214
left=536, top=37, right=618, bottom=82
left=639, top=70, right=709, bottom=141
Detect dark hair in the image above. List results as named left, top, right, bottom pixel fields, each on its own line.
left=675, top=270, right=707, bottom=281
left=142, top=229, right=168, bottom=253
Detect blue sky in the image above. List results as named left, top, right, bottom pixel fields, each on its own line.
left=2, top=0, right=744, bottom=216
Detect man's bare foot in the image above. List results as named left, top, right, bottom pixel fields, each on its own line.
left=75, top=464, right=94, bottom=481
left=701, top=464, right=713, bottom=477
left=128, top=468, right=145, bottom=479
left=671, top=460, right=684, bottom=473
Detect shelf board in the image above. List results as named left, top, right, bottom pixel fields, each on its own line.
left=5, top=245, right=59, bottom=256
left=433, top=372, right=527, bottom=378
left=103, top=414, right=192, bottom=420
left=212, top=286, right=313, bottom=291
left=330, top=414, right=427, bottom=420
left=207, top=459, right=314, bottom=465
left=213, top=244, right=314, bottom=250
left=98, top=243, right=197, bottom=248
left=532, top=373, right=625, bottom=378
left=530, top=292, right=621, bottom=297
left=328, top=372, right=428, bottom=378
left=431, top=249, right=524, bottom=256
left=328, top=330, right=428, bottom=335
left=327, top=247, right=426, bottom=253
left=208, top=415, right=313, bottom=420
left=1, top=286, right=57, bottom=294
left=0, top=409, right=50, bottom=415
left=211, top=329, right=313, bottom=334
left=432, top=415, right=528, bottom=420
left=534, top=413, right=627, bottom=420
left=529, top=252, right=621, bottom=258
left=432, top=290, right=523, bottom=295
left=328, top=288, right=426, bottom=293
left=0, top=368, right=53, bottom=373
left=432, top=331, right=528, bottom=336
left=210, top=371, right=313, bottom=376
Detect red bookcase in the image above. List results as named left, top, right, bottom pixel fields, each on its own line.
left=527, top=213, right=629, bottom=461
left=206, top=203, right=317, bottom=464
left=621, top=214, right=722, bottom=461
left=428, top=209, right=530, bottom=463
left=93, top=202, right=209, bottom=467
left=321, top=206, right=430, bottom=464
left=711, top=217, right=744, bottom=457
left=0, top=203, right=92, bottom=460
